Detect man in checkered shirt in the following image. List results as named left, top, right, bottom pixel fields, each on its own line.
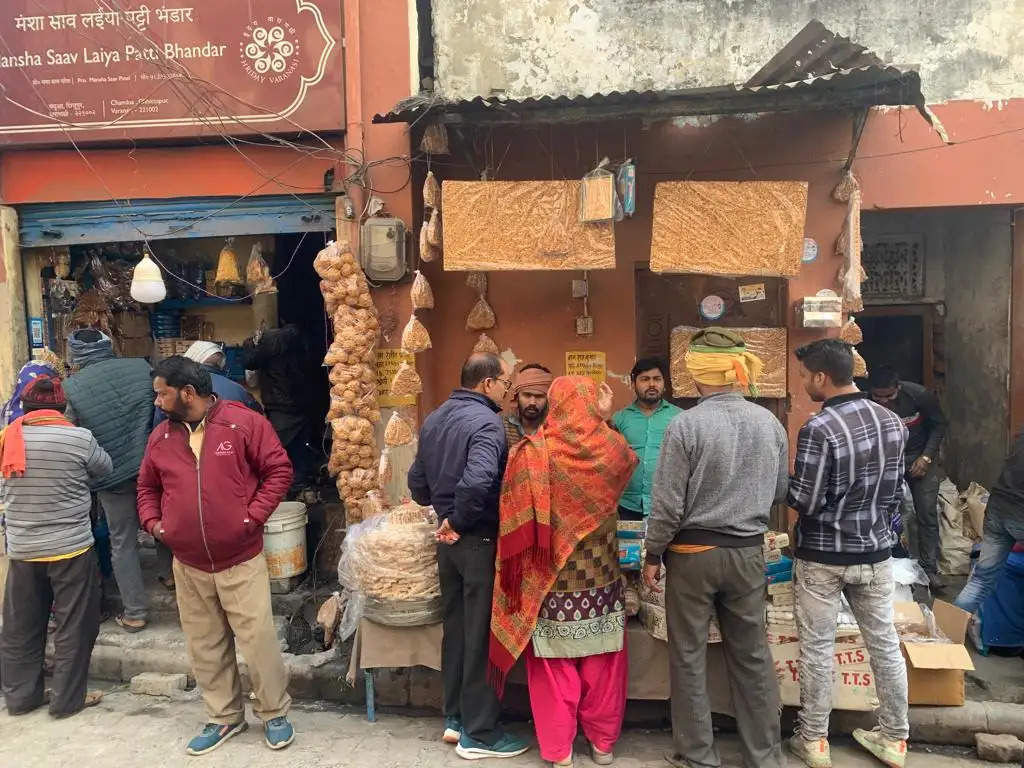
left=787, top=340, right=910, bottom=768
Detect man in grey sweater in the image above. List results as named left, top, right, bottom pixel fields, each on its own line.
left=643, top=328, right=788, bottom=768
left=0, top=376, right=112, bottom=717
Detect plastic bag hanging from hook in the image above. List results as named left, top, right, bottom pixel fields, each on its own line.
left=579, top=157, right=617, bottom=223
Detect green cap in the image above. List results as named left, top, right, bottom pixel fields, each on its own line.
left=691, top=327, right=746, bottom=349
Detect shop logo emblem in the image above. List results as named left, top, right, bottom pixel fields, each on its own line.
left=240, top=17, right=300, bottom=83
left=215, top=441, right=234, bottom=457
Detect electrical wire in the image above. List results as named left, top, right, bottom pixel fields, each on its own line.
left=0, top=5, right=411, bottom=296
left=147, top=230, right=309, bottom=302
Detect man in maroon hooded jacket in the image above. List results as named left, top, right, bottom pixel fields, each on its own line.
left=137, top=356, right=294, bottom=756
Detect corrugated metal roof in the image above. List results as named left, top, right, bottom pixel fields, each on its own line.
left=745, top=20, right=882, bottom=87
left=373, top=20, right=929, bottom=127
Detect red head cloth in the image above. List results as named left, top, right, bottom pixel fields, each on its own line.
left=512, top=367, right=554, bottom=397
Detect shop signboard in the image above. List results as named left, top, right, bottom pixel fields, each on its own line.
left=565, top=350, right=606, bottom=384
left=377, top=348, right=417, bottom=408
left=0, top=0, right=342, bottom=146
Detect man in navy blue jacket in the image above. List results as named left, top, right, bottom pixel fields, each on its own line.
left=408, top=353, right=528, bottom=761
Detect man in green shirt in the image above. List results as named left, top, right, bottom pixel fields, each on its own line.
left=612, top=358, right=682, bottom=520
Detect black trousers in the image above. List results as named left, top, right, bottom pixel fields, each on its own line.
left=1, top=550, right=100, bottom=717
left=437, top=534, right=502, bottom=745
left=907, top=460, right=941, bottom=575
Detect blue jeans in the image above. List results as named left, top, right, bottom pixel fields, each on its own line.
left=954, top=504, right=1024, bottom=615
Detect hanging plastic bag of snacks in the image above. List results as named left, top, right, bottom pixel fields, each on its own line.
left=423, top=171, right=441, bottom=210
left=246, top=242, right=275, bottom=293
left=466, top=271, right=487, bottom=296
left=466, top=297, right=496, bottom=331
left=473, top=333, right=500, bottom=355
left=419, top=222, right=436, bottom=262
left=426, top=208, right=442, bottom=248
left=839, top=318, right=864, bottom=345
left=384, top=412, right=415, bottom=446
left=410, top=271, right=434, bottom=310
left=401, top=315, right=432, bottom=353
left=378, top=448, right=393, bottom=488
left=390, top=361, right=423, bottom=397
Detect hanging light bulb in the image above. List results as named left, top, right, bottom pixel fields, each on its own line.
left=130, top=250, right=167, bottom=304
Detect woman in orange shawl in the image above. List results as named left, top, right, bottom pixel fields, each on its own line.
left=489, top=376, right=637, bottom=767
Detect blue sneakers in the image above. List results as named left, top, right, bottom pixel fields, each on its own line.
left=455, top=732, right=530, bottom=760
left=443, top=716, right=463, bottom=744
left=185, top=721, right=248, bottom=756
left=264, top=716, right=295, bottom=750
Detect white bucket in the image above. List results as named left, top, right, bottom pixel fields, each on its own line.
left=263, top=502, right=308, bottom=580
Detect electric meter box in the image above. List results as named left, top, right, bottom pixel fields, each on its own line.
left=360, top=217, right=408, bottom=282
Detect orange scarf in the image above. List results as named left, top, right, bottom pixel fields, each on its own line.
left=0, top=410, right=73, bottom=478
left=488, top=377, right=636, bottom=693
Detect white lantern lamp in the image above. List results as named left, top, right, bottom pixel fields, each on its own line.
left=130, top=251, right=167, bottom=304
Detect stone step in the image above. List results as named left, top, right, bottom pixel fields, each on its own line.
left=77, top=614, right=364, bottom=706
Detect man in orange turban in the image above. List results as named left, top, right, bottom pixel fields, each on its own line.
left=503, top=363, right=554, bottom=448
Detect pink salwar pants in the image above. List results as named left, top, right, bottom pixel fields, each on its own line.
left=525, top=642, right=628, bottom=762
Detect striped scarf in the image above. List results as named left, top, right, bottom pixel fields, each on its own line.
left=488, top=376, right=636, bottom=693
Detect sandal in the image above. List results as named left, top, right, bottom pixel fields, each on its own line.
left=158, top=575, right=176, bottom=592
left=49, top=689, right=105, bottom=719
left=45, top=688, right=103, bottom=708
left=115, top=614, right=147, bottom=633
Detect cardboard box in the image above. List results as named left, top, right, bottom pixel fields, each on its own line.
left=768, top=581, right=794, bottom=597
left=772, top=635, right=879, bottom=711
left=764, top=601, right=971, bottom=710
left=116, top=311, right=151, bottom=338
left=903, top=600, right=974, bottom=706
left=893, top=601, right=926, bottom=629
left=765, top=548, right=783, bottom=564
left=764, top=532, right=789, bottom=550
left=119, top=336, right=153, bottom=360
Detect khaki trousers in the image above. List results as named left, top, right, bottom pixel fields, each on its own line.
left=173, top=554, right=291, bottom=724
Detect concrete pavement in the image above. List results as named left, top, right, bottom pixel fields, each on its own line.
left=0, top=685, right=994, bottom=768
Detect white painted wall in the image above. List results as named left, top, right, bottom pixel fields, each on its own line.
left=432, top=0, right=1024, bottom=104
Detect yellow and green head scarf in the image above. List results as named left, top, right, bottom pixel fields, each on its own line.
left=684, top=327, right=764, bottom=396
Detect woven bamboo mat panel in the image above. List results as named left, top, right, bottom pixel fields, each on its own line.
left=442, top=180, right=616, bottom=271
left=651, top=181, right=807, bottom=277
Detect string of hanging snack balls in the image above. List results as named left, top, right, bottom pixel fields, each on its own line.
left=315, top=241, right=382, bottom=523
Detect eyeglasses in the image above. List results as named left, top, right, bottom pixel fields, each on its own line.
left=493, top=376, right=512, bottom=392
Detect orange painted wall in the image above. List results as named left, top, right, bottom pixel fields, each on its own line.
left=410, top=98, right=1024, bottom=451
left=0, top=142, right=342, bottom=204
left=340, top=0, right=417, bottom=406
left=411, top=113, right=853, bottom=451
left=857, top=100, right=1024, bottom=210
